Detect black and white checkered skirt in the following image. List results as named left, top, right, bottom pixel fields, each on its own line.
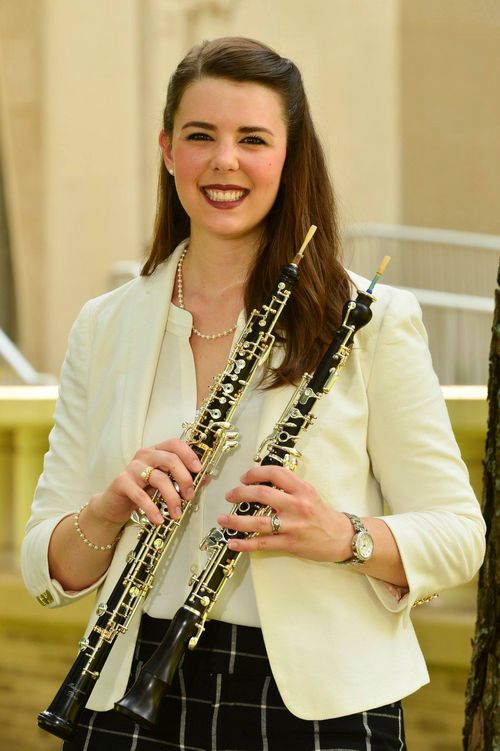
left=62, top=614, right=406, bottom=751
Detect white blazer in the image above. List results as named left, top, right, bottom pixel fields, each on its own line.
left=22, top=243, right=485, bottom=720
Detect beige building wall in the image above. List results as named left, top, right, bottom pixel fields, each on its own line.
left=0, top=0, right=44, bottom=366
left=41, top=0, right=143, bottom=373
left=400, top=1, right=500, bottom=234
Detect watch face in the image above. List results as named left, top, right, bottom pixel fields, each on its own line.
left=355, top=532, right=374, bottom=560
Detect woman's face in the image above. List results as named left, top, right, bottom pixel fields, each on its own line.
left=161, top=77, right=288, bottom=247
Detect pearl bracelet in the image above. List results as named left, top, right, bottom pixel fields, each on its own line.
left=74, top=502, right=122, bottom=552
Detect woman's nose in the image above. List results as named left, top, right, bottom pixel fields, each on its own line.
left=211, top=141, right=239, bottom=172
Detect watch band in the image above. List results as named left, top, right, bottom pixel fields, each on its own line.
left=336, top=512, right=374, bottom=566
left=344, top=512, right=364, bottom=535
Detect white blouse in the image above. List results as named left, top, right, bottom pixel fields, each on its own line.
left=141, top=302, right=264, bottom=626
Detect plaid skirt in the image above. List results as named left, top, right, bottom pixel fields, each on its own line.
left=62, top=614, right=407, bottom=751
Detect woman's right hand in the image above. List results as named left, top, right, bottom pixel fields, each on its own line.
left=48, top=439, right=202, bottom=591
left=91, top=438, right=203, bottom=527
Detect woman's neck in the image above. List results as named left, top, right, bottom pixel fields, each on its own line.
left=182, top=234, right=259, bottom=297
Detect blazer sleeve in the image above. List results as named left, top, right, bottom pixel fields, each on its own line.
left=21, top=300, right=106, bottom=608
left=364, top=287, right=486, bottom=622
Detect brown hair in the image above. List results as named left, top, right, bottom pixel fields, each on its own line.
left=142, top=37, right=351, bottom=388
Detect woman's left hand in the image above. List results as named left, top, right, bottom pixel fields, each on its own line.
left=217, top=465, right=353, bottom=563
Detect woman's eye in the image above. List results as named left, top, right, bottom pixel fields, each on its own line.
left=186, top=132, right=212, bottom=141
left=242, top=135, right=266, bottom=145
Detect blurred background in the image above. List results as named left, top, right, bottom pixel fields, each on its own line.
left=0, top=1, right=498, bottom=749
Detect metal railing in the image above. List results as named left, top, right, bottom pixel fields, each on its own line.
left=0, top=330, right=57, bottom=385
left=344, top=224, right=499, bottom=385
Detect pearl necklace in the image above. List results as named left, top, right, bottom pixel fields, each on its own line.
left=176, top=246, right=238, bottom=340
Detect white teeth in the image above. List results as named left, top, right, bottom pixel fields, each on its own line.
left=204, top=188, right=246, bottom=202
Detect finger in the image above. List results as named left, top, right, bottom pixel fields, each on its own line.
left=150, top=450, right=196, bottom=499
left=225, top=483, right=289, bottom=512
left=146, top=469, right=185, bottom=520
left=217, top=512, right=282, bottom=537
left=136, top=449, right=194, bottom=489
left=135, top=441, right=201, bottom=494
left=226, top=532, right=289, bottom=554
left=134, top=452, right=195, bottom=506
left=116, top=473, right=164, bottom=525
left=239, top=465, right=305, bottom=494
left=152, top=439, right=202, bottom=474
left=145, top=483, right=191, bottom=524
left=128, top=460, right=182, bottom=521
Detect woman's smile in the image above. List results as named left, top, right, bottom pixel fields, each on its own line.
left=201, top=184, right=249, bottom=207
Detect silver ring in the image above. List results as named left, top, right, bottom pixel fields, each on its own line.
left=270, top=514, right=281, bottom=535
left=140, top=465, right=154, bottom=485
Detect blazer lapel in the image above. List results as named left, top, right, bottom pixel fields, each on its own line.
left=120, top=241, right=188, bottom=462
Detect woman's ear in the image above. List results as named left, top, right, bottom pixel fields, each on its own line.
left=159, top=130, right=174, bottom=175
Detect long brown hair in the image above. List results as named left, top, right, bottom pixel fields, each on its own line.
left=142, top=37, right=351, bottom=388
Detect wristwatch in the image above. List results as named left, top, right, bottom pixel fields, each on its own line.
left=336, top=512, right=374, bottom=565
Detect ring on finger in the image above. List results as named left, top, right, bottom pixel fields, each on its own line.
left=140, top=465, right=155, bottom=485
left=270, top=513, right=281, bottom=535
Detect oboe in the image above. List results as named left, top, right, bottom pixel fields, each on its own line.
left=114, top=257, right=390, bottom=730
left=37, top=226, right=316, bottom=741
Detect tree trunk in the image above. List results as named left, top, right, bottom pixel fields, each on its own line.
left=463, top=260, right=500, bottom=751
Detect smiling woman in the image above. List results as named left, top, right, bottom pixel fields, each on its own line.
left=22, top=37, right=485, bottom=751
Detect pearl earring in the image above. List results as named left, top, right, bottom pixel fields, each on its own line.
left=168, top=168, right=174, bottom=176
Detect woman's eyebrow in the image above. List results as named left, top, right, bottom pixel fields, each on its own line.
left=181, top=120, right=215, bottom=131
left=181, top=121, right=274, bottom=136
left=239, top=125, right=274, bottom=136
